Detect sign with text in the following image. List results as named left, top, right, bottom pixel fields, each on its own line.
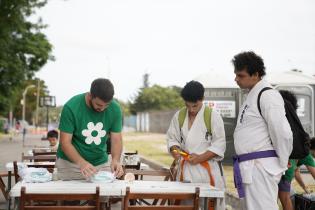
left=204, top=100, right=236, bottom=118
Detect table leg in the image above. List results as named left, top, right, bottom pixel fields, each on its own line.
left=7, top=171, right=12, bottom=210
left=204, top=198, right=208, bottom=210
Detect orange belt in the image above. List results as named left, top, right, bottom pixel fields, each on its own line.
left=178, top=152, right=215, bottom=210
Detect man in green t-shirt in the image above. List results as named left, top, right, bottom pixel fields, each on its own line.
left=278, top=142, right=315, bottom=210
left=56, top=78, right=124, bottom=180
left=295, top=147, right=315, bottom=193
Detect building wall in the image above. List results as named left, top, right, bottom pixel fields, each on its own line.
left=136, top=109, right=178, bottom=133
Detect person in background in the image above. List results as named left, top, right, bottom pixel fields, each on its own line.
left=47, top=129, right=59, bottom=151
left=15, top=120, right=21, bottom=135
left=294, top=137, right=315, bottom=193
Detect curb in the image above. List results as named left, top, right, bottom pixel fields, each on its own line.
left=139, top=156, right=168, bottom=170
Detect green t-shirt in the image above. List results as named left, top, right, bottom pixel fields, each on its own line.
left=282, top=159, right=297, bottom=182
left=57, top=93, right=122, bottom=166
left=282, top=153, right=315, bottom=182
left=297, top=153, right=315, bottom=167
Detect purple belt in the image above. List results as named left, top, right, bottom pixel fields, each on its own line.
left=233, top=150, right=278, bottom=198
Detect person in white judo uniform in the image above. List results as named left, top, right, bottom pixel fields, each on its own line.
left=232, top=51, right=293, bottom=210
left=166, top=81, right=226, bottom=210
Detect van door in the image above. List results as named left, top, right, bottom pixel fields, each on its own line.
left=275, top=85, right=314, bottom=137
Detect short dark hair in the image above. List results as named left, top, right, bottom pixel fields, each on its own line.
left=279, top=90, right=298, bottom=110
left=47, top=130, right=58, bottom=139
left=90, top=78, right=114, bottom=102
left=181, top=81, right=204, bottom=102
left=310, top=137, right=315, bottom=150
left=232, top=51, right=266, bottom=77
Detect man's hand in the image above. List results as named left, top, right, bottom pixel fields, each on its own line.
left=187, top=153, right=202, bottom=165
left=111, top=160, right=124, bottom=178
left=304, top=186, right=310, bottom=194
left=170, top=145, right=181, bottom=160
left=79, top=161, right=97, bottom=178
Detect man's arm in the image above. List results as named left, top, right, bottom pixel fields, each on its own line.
left=110, top=132, right=123, bottom=178
left=261, top=91, right=293, bottom=168
left=60, top=131, right=97, bottom=178
left=295, top=167, right=310, bottom=193
left=166, top=112, right=182, bottom=160
left=188, top=151, right=218, bottom=165
left=306, top=165, right=315, bottom=179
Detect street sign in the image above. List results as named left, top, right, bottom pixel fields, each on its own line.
left=39, top=96, right=56, bottom=107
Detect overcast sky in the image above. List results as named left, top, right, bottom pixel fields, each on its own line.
left=35, top=0, right=315, bottom=105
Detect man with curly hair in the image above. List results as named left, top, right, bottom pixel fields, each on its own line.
left=232, top=51, right=293, bottom=209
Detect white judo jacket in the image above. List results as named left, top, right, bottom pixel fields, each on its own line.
left=166, top=104, right=226, bottom=189
left=234, top=79, right=293, bottom=184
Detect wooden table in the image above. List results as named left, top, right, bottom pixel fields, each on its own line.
left=10, top=180, right=224, bottom=210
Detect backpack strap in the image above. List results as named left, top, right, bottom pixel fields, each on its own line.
left=178, top=106, right=212, bottom=135
left=257, top=87, right=273, bottom=116
left=178, top=107, right=187, bottom=129
left=204, top=106, right=212, bottom=136
left=178, top=107, right=187, bottom=143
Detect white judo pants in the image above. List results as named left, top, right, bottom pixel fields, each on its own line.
left=243, top=163, right=282, bottom=210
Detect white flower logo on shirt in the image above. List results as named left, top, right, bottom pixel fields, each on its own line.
left=82, top=122, right=106, bottom=145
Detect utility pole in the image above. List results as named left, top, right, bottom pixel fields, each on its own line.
left=22, top=84, right=35, bottom=146
left=35, top=79, right=40, bottom=128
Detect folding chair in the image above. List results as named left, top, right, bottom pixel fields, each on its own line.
left=13, top=161, right=20, bottom=184
left=0, top=173, right=8, bottom=200
left=20, top=186, right=100, bottom=210
left=123, top=159, right=179, bottom=207
left=122, top=186, right=200, bottom=210
left=22, top=152, right=56, bottom=162
left=32, top=150, right=57, bottom=158
left=124, top=168, right=174, bottom=206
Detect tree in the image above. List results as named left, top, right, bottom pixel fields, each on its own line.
left=116, top=99, right=131, bottom=117
left=37, top=105, right=62, bottom=127
left=0, top=0, right=53, bottom=114
left=129, top=85, right=184, bottom=114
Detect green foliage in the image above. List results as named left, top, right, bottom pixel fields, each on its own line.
left=37, top=105, right=62, bottom=126
left=116, top=99, right=131, bottom=117
left=129, top=85, right=184, bottom=114
left=0, top=0, right=53, bottom=114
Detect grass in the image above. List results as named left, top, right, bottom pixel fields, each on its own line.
left=123, top=134, right=173, bottom=166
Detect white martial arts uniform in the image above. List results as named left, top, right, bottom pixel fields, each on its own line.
left=234, top=79, right=293, bottom=210
left=167, top=104, right=226, bottom=210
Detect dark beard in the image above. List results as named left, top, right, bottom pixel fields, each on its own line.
left=88, top=98, right=98, bottom=112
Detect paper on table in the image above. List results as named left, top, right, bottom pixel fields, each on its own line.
left=89, top=171, right=116, bottom=183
